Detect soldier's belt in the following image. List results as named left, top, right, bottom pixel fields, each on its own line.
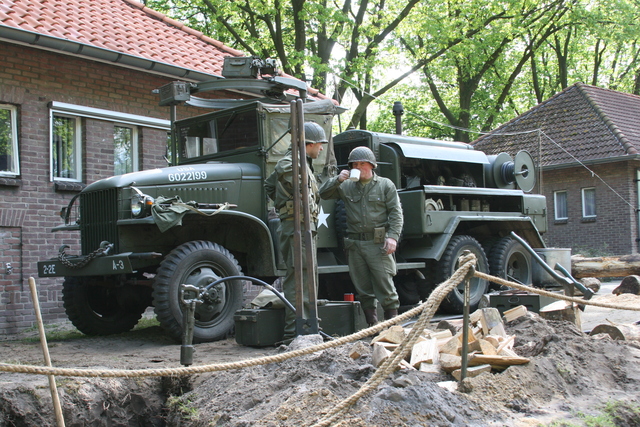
left=348, top=232, right=375, bottom=241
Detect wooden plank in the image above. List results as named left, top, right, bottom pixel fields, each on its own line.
left=451, top=364, right=492, bottom=381
left=410, top=338, right=439, bottom=367
left=439, top=353, right=462, bottom=373
left=371, top=325, right=406, bottom=345
left=478, top=339, right=498, bottom=356
left=467, top=353, right=529, bottom=368
left=372, top=343, right=391, bottom=367
left=503, top=305, right=528, bottom=323
left=540, top=300, right=581, bottom=329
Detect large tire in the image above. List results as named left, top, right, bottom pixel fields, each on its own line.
left=62, top=277, right=148, bottom=335
left=435, top=235, right=490, bottom=313
left=488, top=236, right=532, bottom=287
left=153, top=241, right=243, bottom=343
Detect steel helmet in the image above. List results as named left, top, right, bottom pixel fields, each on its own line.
left=304, top=121, right=328, bottom=144
left=348, top=146, right=377, bottom=168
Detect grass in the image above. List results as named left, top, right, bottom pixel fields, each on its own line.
left=18, top=314, right=161, bottom=343
left=544, top=400, right=640, bottom=427
left=166, top=394, right=200, bottom=421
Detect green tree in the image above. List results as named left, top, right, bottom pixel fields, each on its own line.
left=148, top=0, right=640, bottom=139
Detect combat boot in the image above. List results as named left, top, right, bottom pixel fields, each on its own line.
left=384, top=309, right=398, bottom=320
left=363, top=308, right=378, bottom=326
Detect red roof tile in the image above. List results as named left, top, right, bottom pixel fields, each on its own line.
left=472, top=83, right=640, bottom=167
left=0, top=0, right=245, bottom=77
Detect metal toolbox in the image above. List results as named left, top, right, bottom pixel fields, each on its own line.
left=234, top=300, right=367, bottom=347
left=482, top=290, right=561, bottom=315
left=234, top=308, right=285, bottom=347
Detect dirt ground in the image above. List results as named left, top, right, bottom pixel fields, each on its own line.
left=1, top=280, right=639, bottom=427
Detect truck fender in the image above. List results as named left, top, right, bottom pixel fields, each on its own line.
left=178, top=210, right=280, bottom=277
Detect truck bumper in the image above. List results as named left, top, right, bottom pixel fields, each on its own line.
left=37, top=252, right=162, bottom=277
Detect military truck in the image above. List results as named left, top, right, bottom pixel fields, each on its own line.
left=38, top=57, right=547, bottom=343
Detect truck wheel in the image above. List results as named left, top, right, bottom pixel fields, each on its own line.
left=489, top=236, right=532, bottom=288
left=153, top=241, right=243, bottom=343
left=62, top=277, right=147, bottom=335
left=436, top=235, right=489, bottom=313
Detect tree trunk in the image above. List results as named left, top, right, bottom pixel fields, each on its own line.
left=589, top=324, right=640, bottom=341
left=571, top=254, right=640, bottom=279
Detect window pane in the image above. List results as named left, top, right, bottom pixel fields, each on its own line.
left=583, top=188, right=596, bottom=217
left=0, top=107, right=16, bottom=173
left=554, top=191, right=567, bottom=220
left=114, top=126, right=133, bottom=175
left=52, top=115, right=78, bottom=179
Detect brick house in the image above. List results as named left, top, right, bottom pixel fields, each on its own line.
left=473, top=83, right=640, bottom=256
left=0, top=0, right=251, bottom=335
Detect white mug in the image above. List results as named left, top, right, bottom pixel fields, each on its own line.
left=349, top=168, right=361, bottom=181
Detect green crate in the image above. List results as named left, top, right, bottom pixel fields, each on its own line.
left=484, top=290, right=561, bottom=315
left=318, top=301, right=367, bottom=337
left=234, top=301, right=367, bottom=347
left=234, top=308, right=284, bottom=347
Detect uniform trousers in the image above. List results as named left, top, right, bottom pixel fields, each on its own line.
left=344, top=238, right=399, bottom=311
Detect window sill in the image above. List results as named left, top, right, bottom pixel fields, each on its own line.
left=581, top=217, right=597, bottom=223
left=0, top=177, right=21, bottom=187
left=54, top=181, right=86, bottom=192
left=554, top=219, right=568, bottom=225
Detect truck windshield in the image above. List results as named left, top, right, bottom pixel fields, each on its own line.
left=177, top=108, right=259, bottom=161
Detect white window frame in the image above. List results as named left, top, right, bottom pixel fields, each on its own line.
left=49, top=102, right=170, bottom=182
left=554, top=190, right=568, bottom=220
left=114, top=124, right=139, bottom=175
left=582, top=187, right=596, bottom=218
left=50, top=113, right=82, bottom=182
left=0, top=104, right=19, bottom=177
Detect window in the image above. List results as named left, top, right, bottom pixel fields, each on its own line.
left=48, top=101, right=170, bottom=182
left=0, top=104, right=19, bottom=176
left=554, top=190, right=568, bottom=220
left=114, top=125, right=138, bottom=175
left=582, top=187, right=596, bottom=218
left=51, top=114, right=82, bottom=180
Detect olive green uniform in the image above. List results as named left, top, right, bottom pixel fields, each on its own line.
left=265, top=150, right=319, bottom=339
left=319, top=173, right=403, bottom=311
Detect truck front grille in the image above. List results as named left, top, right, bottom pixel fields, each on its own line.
left=80, top=188, right=119, bottom=255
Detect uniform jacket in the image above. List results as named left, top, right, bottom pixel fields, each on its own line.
left=319, top=173, right=403, bottom=241
left=265, top=150, right=320, bottom=227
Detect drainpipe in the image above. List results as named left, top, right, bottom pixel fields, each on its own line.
left=636, top=169, right=640, bottom=253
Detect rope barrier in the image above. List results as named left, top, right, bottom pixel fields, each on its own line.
left=2, top=256, right=639, bottom=427
left=475, top=272, right=640, bottom=311
left=311, top=252, right=477, bottom=427
left=0, top=267, right=467, bottom=379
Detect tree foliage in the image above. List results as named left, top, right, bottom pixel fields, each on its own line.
left=147, top=0, right=640, bottom=140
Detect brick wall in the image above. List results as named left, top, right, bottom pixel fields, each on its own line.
left=0, top=42, right=200, bottom=336
left=542, top=161, right=639, bottom=256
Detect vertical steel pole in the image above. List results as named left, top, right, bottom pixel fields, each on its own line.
left=460, top=274, right=471, bottom=382
left=290, top=101, right=305, bottom=335
left=297, top=99, right=319, bottom=334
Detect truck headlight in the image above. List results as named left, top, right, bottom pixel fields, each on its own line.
left=131, top=193, right=154, bottom=217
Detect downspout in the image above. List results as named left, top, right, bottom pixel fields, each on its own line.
left=636, top=169, right=640, bottom=253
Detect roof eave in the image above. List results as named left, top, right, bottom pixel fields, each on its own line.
left=0, top=24, right=221, bottom=82
left=541, top=154, right=640, bottom=171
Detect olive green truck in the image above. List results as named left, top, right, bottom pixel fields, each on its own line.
left=38, top=57, right=547, bottom=343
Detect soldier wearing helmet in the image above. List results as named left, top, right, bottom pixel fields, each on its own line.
left=319, top=146, right=403, bottom=325
left=264, top=121, right=327, bottom=342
